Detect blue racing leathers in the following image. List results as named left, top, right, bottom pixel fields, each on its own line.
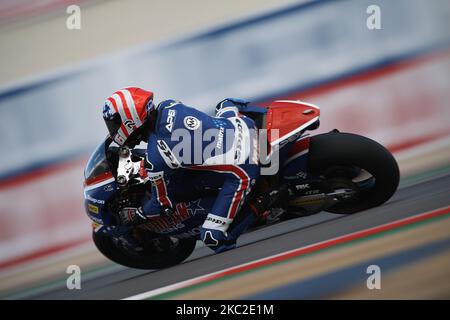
left=142, top=98, right=260, bottom=252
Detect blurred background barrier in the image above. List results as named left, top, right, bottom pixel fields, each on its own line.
left=0, top=0, right=449, bottom=268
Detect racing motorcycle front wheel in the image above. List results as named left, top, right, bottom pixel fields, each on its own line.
left=307, top=131, right=400, bottom=214
left=93, top=231, right=197, bottom=269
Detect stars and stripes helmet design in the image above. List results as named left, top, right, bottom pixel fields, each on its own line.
left=102, top=87, right=155, bottom=146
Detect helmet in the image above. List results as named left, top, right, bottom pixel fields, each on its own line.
left=102, top=87, right=155, bottom=146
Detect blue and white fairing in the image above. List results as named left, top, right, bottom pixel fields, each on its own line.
left=82, top=137, right=214, bottom=239
left=83, top=137, right=119, bottom=227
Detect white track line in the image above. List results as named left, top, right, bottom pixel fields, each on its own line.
left=123, top=205, right=450, bottom=300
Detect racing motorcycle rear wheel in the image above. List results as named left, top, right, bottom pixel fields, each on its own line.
left=93, top=231, right=197, bottom=269
left=307, top=131, right=400, bottom=214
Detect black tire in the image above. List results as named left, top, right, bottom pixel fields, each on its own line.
left=93, top=232, right=197, bottom=269
left=308, top=132, right=399, bottom=214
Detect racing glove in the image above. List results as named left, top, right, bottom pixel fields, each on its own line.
left=215, top=98, right=249, bottom=114
left=160, top=206, right=175, bottom=216
left=118, top=207, right=147, bottom=226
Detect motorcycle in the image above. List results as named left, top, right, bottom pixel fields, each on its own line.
left=83, top=100, right=399, bottom=269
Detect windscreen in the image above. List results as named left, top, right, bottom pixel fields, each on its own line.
left=84, top=137, right=113, bottom=184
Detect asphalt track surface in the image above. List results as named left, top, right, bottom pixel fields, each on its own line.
left=28, top=171, right=450, bottom=299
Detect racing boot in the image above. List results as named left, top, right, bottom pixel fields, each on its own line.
left=200, top=214, right=237, bottom=253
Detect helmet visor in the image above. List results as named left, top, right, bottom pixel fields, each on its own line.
left=104, top=113, right=122, bottom=139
